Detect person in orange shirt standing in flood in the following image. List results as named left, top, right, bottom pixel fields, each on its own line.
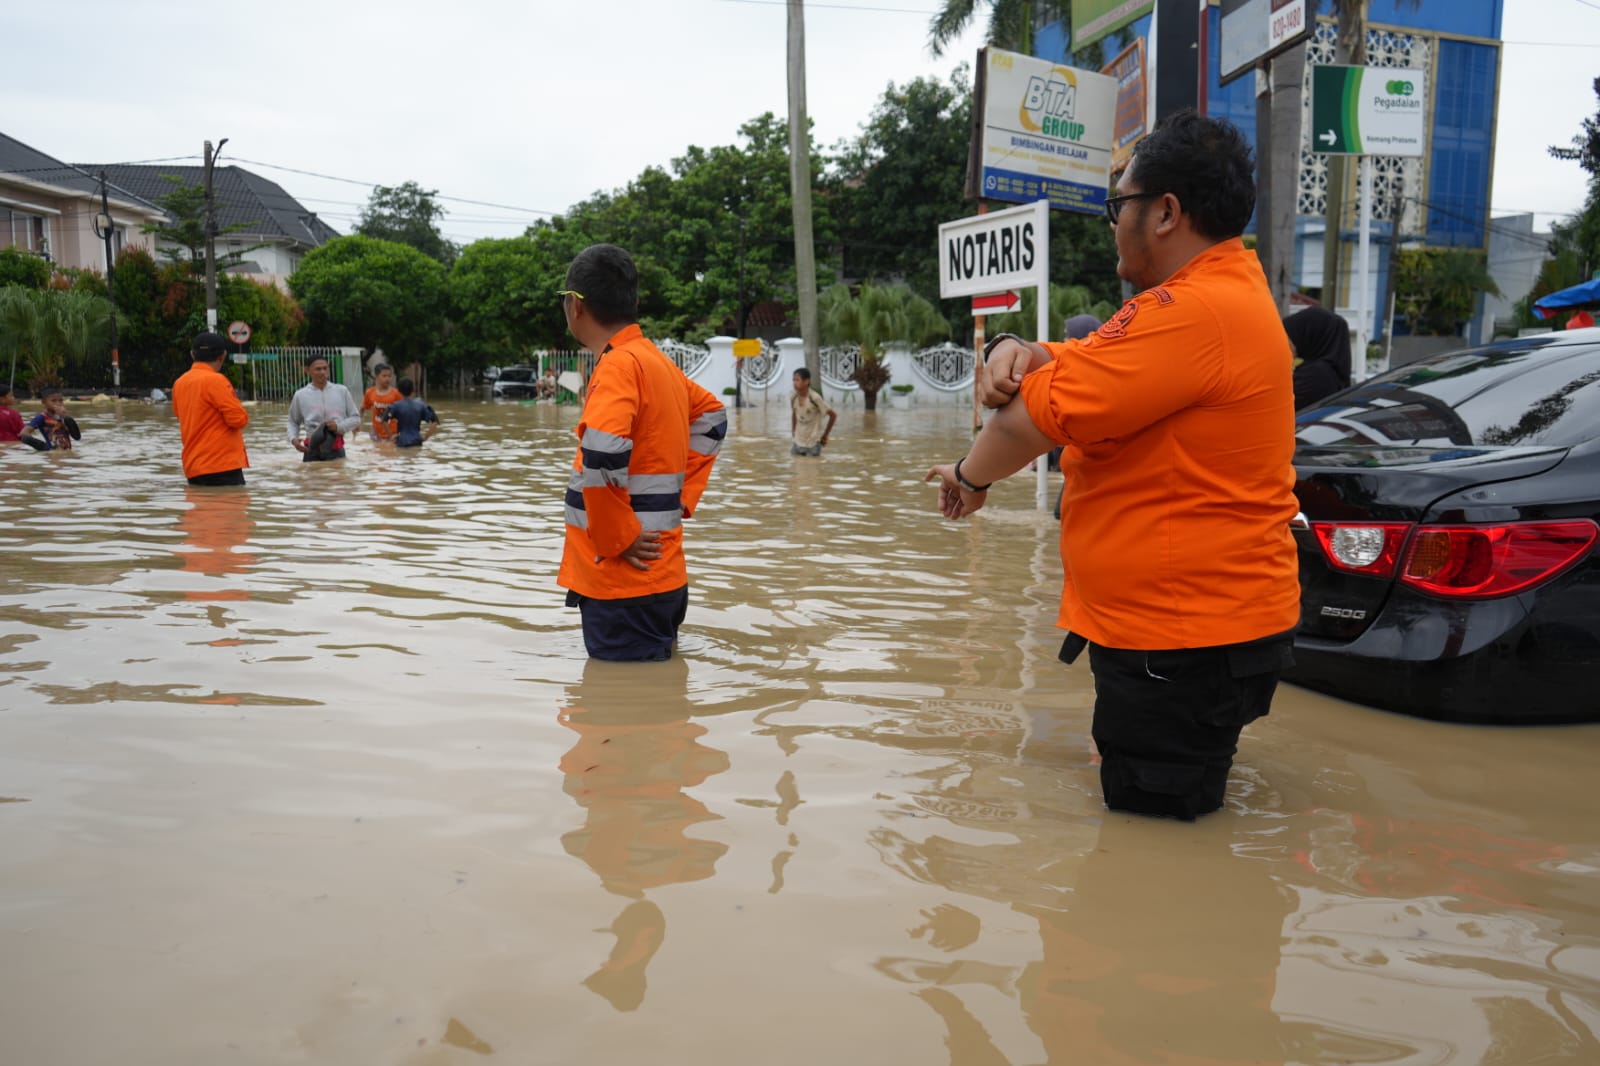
left=360, top=363, right=402, bottom=443
left=926, top=110, right=1299, bottom=821
left=173, top=331, right=250, bottom=486
left=557, top=244, right=727, bottom=662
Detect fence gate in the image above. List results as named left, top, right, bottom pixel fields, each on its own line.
left=247, top=346, right=364, bottom=401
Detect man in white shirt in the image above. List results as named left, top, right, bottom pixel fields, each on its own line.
left=790, top=367, right=836, bottom=457
left=286, top=354, right=361, bottom=462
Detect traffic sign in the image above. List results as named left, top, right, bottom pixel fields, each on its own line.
left=1310, top=65, right=1426, bottom=156
left=227, top=320, right=252, bottom=344
left=731, top=338, right=762, bottom=358
left=972, top=291, right=1021, bottom=315
left=938, top=199, right=1049, bottom=300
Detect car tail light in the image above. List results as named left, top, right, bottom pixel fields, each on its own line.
left=1400, top=520, right=1599, bottom=598
left=1311, top=522, right=1412, bottom=576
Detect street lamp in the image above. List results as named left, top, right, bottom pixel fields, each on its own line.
left=91, top=173, right=121, bottom=391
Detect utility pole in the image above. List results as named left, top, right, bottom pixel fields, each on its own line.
left=787, top=0, right=820, bottom=384
left=203, top=137, right=228, bottom=332
left=94, top=172, right=121, bottom=391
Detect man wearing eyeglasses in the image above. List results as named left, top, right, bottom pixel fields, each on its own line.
left=556, top=244, right=728, bottom=661
left=925, top=110, right=1299, bottom=821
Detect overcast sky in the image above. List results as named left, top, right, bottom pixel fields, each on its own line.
left=3, top=0, right=1596, bottom=245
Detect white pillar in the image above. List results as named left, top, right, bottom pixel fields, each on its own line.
left=703, top=337, right=738, bottom=402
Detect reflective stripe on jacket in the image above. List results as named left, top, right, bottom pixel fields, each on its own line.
left=558, top=324, right=726, bottom=600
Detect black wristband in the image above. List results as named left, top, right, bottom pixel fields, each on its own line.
left=954, top=457, right=992, bottom=493
left=983, top=332, right=1025, bottom=359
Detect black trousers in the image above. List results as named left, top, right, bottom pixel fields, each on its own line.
left=566, top=585, right=690, bottom=662
left=1064, top=633, right=1293, bottom=821
left=186, top=468, right=246, bottom=486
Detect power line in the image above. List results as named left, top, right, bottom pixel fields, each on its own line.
left=227, top=157, right=562, bottom=217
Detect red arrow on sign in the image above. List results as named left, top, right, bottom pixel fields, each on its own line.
left=971, top=291, right=1020, bottom=314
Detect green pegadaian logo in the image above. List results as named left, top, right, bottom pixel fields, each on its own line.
left=1385, top=79, right=1415, bottom=96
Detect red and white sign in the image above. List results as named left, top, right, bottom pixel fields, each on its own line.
left=227, top=320, right=251, bottom=344
left=971, top=291, right=1022, bottom=315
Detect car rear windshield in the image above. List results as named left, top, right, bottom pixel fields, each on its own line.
left=1295, top=340, right=1600, bottom=449
left=498, top=369, right=535, bottom=383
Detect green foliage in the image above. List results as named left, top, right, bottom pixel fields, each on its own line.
left=818, top=281, right=948, bottom=409
left=986, top=282, right=1118, bottom=339
left=446, top=236, right=567, bottom=372
left=0, top=286, right=117, bottom=392
left=290, top=235, right=447, bottom=368
left=139, top=174, right=262, bottom=266
left=0, top=246, right=51, bottom=289
left=357, top=181, right=458, bottom=267
left=1395, top=248, right=1500, bottom=336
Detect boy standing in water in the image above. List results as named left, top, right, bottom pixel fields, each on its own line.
left=361, top=363, right=402, bottom=442
left=381, top=377, right=439, bottom=447
left=790, top=368, right=835, bottom=457
left=20, top=389, right=81, bottom=451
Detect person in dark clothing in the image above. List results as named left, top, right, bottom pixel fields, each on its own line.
left=1285, top=306, right=1353, bottom=409
left=380, top=377, right=439, bottom=447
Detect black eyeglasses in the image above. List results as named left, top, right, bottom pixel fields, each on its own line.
left=1104, top=191, right=1159, bottom=225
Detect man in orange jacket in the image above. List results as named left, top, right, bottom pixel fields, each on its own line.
left=557, top=244, right=727, bottom=661
left=926, top=111, right=1299, bottom=821
left=173, top=331, right=250, bottom=486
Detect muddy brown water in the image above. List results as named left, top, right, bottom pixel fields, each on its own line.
left=2, top=398, right=1598, bottom=1065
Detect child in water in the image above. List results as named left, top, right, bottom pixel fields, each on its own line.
left=381, top=377, right=439, bottom=447
left=0, top=382, right=23, bottom=442
left=20, top=389, right=81, bottom=451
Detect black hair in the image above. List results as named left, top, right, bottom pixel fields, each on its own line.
left=793, top=367, right=812, bottom=382
left=397, top=377, right=415, bottom=396
left=193, top=345, right=227, bottom=362
left=564, top=244, right=639, bottom=329
left=1128, top=109, right=1255, bottom=241
left=372, top=363, right=392, bottom=376
left=304, top=353, right=329, bottom=368
left=41, top=387, right=63, bottom=400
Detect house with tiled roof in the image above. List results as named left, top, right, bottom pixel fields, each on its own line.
left=0, top=132, right=165, bottom=273
left=88, top=163, right=341, bottom=287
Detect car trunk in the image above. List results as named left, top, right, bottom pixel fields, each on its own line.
left=1291, top=445, right=1568, bottom=641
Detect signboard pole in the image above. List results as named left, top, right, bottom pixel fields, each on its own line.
left=1036, top=275, right=1049, bottom=510
left=1355, top=155, right=1373, bottom=382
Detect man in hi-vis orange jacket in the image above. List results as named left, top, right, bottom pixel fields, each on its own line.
left=557, top=244, right=727, bottom=661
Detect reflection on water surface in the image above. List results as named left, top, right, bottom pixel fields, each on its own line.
left=1, top=399, right=1598, bottom=1064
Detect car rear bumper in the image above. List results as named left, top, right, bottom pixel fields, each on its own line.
left=1287, top=592, right=1600, bottom=724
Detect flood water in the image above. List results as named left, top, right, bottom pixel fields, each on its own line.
left=3, top=396, right=1599, bottom=1066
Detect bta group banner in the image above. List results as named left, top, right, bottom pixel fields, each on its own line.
left=975, top=47, right=1118, bottom=215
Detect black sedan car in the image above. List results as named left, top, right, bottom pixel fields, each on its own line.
left=1286, top=329, right=1600, bottom=724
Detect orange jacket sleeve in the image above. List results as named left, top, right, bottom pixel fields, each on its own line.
left=681, top=379, right=726, bottom=518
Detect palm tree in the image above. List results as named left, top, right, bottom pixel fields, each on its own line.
left=0, top=287, right=115, bottom=393
left=929, top=0, right=1081, bottom=60
left=818, top=282, right=949, bottom=411
left=986, top=282, right=1117, bottom=340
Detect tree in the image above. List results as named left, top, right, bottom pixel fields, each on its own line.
left=818, top=281, right=948, bottom=410
left=357, top=181, right=458, bottom=267
left=1546, top=75, right=1600, bottom=283
left=447, top=236, right=568, bottom=371
left=928, top=0, right=1071, bottom=58
left=289, top=235, right=447, bottom=367
left=1394, top=248, right=1499, bottom=336
left=139, top=174, right=263, bottom=266
left=0, top=287, right=116, bottom=392
left=0, top=246, right=51, bottom=289
left=986, top=282, right=1117, bottom=339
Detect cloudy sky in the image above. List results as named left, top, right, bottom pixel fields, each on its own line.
left=3, top=0, right=1596, bottom=245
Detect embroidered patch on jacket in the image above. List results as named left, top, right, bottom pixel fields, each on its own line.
left=1150, top=286, right=1174, bottom=305
left=1097, top=299, right=1140, bottom=339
